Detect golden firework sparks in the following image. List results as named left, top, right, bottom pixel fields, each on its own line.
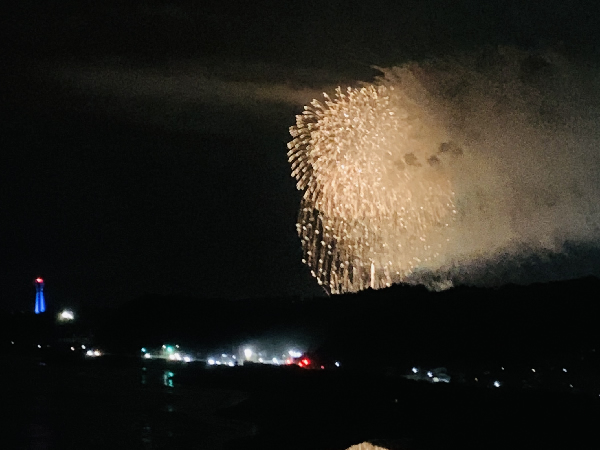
left=288, top=70, right=460, bottom=293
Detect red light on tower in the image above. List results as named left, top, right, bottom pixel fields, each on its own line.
left=34, top=277, right=45, bottom=314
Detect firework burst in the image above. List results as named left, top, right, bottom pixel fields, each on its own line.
left=288, top=69, right=461, bottom=294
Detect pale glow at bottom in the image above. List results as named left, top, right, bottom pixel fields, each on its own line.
left=345, top=443, right=389, bottom=450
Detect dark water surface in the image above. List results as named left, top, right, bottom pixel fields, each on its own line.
left=2, top=357, right=255, bottom=450
left=4, top=356, right=600, bottom=450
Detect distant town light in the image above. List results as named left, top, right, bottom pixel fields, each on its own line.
left=183, top=356, right=191, bottom=363
left=169, top=353, right=182, bottom=361
left=144, top=353, right=152, bottom=359
left=563, top=368, right=567, bottom=373
left=141, top=348, right=147, bottom=353
left=494, top=381, right=501, bottom=388
left=59, top=310, right=75, bottom=322
left=208, top=359, right=215, bottom=365
left=335, top=361, right=340, bottom=367
left=427, top=371, right=433, bottom=378
left=288, top=350, right=302, bottom=358
left=412, top=367, right=418, bottom=374
left=244, top=348, right=253, bottom=359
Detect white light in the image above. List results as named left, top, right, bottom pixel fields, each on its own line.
left=228, top=362, right=234, bottom=367
left=501, top=367, right=504, bottom=370
left=86, top=350, right=94, bottom=356
left=169, top=353, right=182, bottom=361
left=532, top=369, right=536, bottom=373
left=208, top=359, right=215, bottom=365
left=427, top=371, right=433, bottom=378
left=412, top=367, right=418, bottom=373
left=216, top=361, right=222, bottom=365
left=335, top=361, right=340, bottom=367
left=222, top=354, right=227, bottom=358
left=37, top=344, right=41, bottom=349
left=70, top=347, right=75, bottom=351
left=433, top=377, right=439, bottom=382
left=288, top=350, right=302, bottom=358
left=258, top=358, right=263, bottom=363
left=244, top=348, right=253, bottom=359
left=272, top=358, right=279, bottom=364
left=183, top=356, right=191, bottom=363
left=141, top=348, right=147, bottom=353
left=144, top=353, right=152, bottom=359
left=81, top=345, right=86, bottom=349
left=59, top=310, right=74, bottom=321
left=232, top=355, right=236, bottom=359
left=494, top=381, right=501, bottom=388
left=563, top=368, right=567, bottom=372
left=93, top=350, right=101, bottom=357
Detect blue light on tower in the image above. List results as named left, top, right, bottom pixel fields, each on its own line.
left=34, top=277, right=46, bottom=314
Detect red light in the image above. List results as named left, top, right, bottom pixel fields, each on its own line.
left=302, top=358, right=310, bottom=366
left=35, top=278, right=43, bottom=283
left=298, top=362, right=304, bottom=367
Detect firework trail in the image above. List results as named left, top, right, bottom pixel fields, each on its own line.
left=288, top=48, right=600, bottom=293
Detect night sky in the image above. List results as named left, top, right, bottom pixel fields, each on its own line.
left=2, top=1, right=600, bottom=310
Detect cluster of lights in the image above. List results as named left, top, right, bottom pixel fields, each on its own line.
left=288, top=72, right=460, bottom=293
left=408, top=367, right=450, bottom=383
left=207, top=358, right=235, bottom=367
left=85, top=349, right=102, bottom=357
left=140, top=345, right=193, bottom=363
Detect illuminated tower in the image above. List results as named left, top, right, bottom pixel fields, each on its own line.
left=34, top=277, right=45, bottom=314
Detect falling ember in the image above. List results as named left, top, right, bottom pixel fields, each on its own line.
left=288, top=69, right=461, bottom=294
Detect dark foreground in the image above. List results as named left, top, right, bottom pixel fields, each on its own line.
left=2, top=356, right=599, bottom=450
